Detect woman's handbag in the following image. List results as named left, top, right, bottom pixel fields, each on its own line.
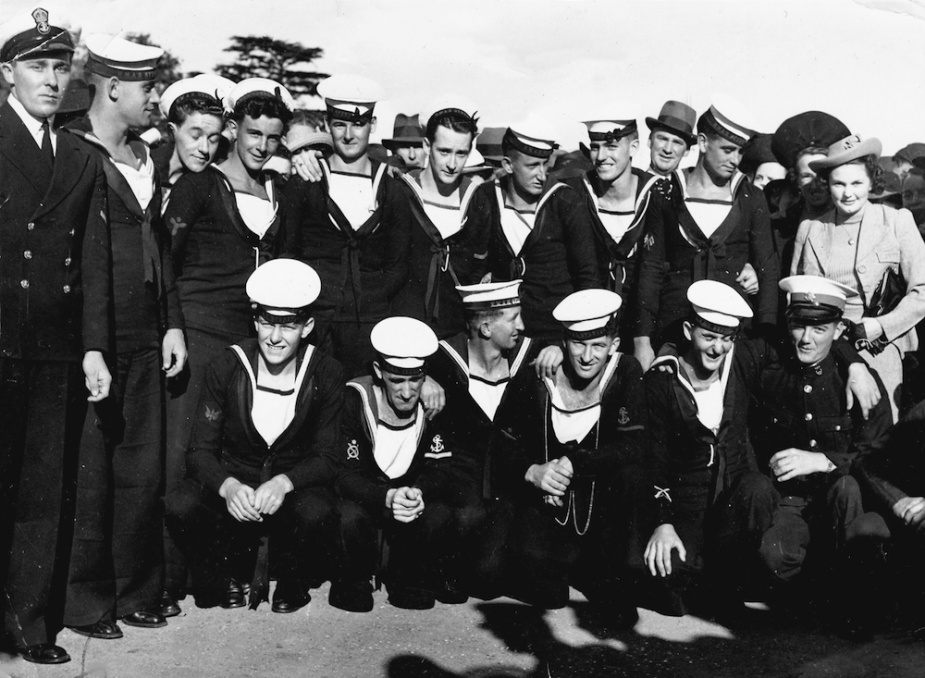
left=849, top=267, right=907, bottom=355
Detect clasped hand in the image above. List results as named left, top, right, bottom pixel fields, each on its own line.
left=387, top=486, right=425, bottom=523
left=768, top=448, right=830, bottom=482
left=525, top=456, right=573, bottom=496
left=220, top=475, right=292, bottom=522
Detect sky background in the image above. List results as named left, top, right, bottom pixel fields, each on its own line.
left=2, top=0, right=924, bottom=161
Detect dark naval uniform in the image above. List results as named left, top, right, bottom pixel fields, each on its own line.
left=467, top=177, right=603, bottom=343
left=635, top=170, right=779, bottom=347
left=492, top=353, right=647, bottom=610
left=391, top=172, right=491, bottom=339
left=64, top=121, right=183, bottom=625
left=281, top=160, right=412, bottom=375
left=335, top=377, right=458, bottom=597
left=0, top=99, right=111, bottom=649
left=165, top=340, right=342, bottom=605
left=742, top=342, right=892, bottom=584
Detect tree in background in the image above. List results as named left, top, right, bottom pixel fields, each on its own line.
left=216, top=36, right=328, bottom=98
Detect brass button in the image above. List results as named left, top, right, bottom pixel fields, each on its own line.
left=20, top=279, right=29, bottom=289
left=809, top=439, right=817, bottom=448
left=69, top=229, right=75, bottom=236
left=805, top=413, right=813, bottom=421
left=858, top=265, right=867, bottom=274
left=803, top=384, right=812, bottom=393
left=23, top=250, right=32, bottom=259
left=64, top=257, right=72, bottom=266
left=62, top=285, right=71, bottom=294
left=26, top=222, right=34, bottom=231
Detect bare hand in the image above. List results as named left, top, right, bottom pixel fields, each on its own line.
left=161, top=328, right=188, bottom=378
left=254, top=474, right=293, bottom=515
left=769, top=448, right=830, bottom=482
left=893, top=496, right=925, bottom=527
left=82, top=350, right=112, bottom=402
left=845, top=362, right=881, bottom=420
left=525, top=459, right=572, bottom=496
left=292, top=150, right=324, bottom=183
left=391, top=486, right=425, bottom=523
left=421, top=375, right=446, bottom=420
left=644, top=524, right=687, bottom=577
left=220, top=478, right=262, bottom=522
left=634, top=337, right=656, bottom=371
left=736, top=262, right=759, bottom=296
left=531, top=345, right=563, bottom=379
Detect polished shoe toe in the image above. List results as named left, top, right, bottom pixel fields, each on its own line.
left=121, top=610, right=168, bottom=628
left=21, top=643, right=71, bottom=665
left=329, top=580, right=374, bottom=613
left=68, top=620, right=123, bottom=640
left=222, top=578, right=246, bottom=609
left=271, top=580, right=310, bottom=613
left=160, top=590, right=182, bottom=618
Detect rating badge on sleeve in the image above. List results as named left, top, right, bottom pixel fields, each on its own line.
left=347, top=439, right=359, bottom=460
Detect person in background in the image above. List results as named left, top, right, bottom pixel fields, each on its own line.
left=791, top=135, right=925, bottom=421
left=644, top=100, right=697, bottom=178
left=739, top=133, right=786, bottom=190
left=382, top=112, right=426, bottom=171
left=162, top=77, right=294, bottom=613
left=0, top=7, right=112, bottom=665
left=891, top=142, right=925, bottom=181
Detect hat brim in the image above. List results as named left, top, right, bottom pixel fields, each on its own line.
left=809, top=138, right=883, bottom=171
left=382, top=137, right=425, bottom=151
left=645, top=117, right=697, bottom=146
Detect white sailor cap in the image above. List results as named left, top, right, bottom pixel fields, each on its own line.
left=159, top=74, right=234, bottom=119
left=780, top=275, right=858, bottom=325
left=317, top=74, right=384, bottom=124
left=687, top=280, right=753, bottom=335
left=246, top=259, right=321, bottom=321
left=504, top=115, right=560, bottom=159
left=582, top=119, right=638, bottom=142
left=0, top=6, right=74, bottom=62
left=457, top=280, right=522, bottom=312
left=553, top=289, right=622, bottom=340
left=698, top=96, right=757, bottom=146
left=420, top=94, right=479, bottom=132
left=371, top=317, right=438, bottom=375
left=85, top=34, right=163, bottom=81
left=227, top=78, right=294, bottom=115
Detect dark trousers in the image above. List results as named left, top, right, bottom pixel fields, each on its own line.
left=65, top=346, right=165, bottom=625
left=0, top=359, right=86, bottom=648
left=759, top=474, right=886, bottom=584
left=655, top=472, right=777, bottom=615
left=335, top=498, right=453, bottom=592
left=164, top=327, right=248, bottom=590
left=314, top=317, right=376, bottom=379
left=165, top=480, right=337, bottom=596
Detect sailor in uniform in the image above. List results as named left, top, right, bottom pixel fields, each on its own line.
left=492, top=290, right=646, bottom=626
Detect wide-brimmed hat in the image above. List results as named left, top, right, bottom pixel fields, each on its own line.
left=645, top=100, right=697, bottom=147
left=382, top=113, right=424, bottom=150
left=894, top=142, right=925, bottom=166
left=771, top=111, right=850, bottom=170
left=739, top=133, right=777, bottom=176
left=284, top=125, right=333, bottom=155
left=808, top=135, right=882, bottom=171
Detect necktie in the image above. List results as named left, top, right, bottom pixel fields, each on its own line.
left=41, top=119, right=54, bottom=166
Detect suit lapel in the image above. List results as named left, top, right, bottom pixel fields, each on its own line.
left=856, top=203, right=885, bottom=266
left=0, top=105, right=51, bottom=194
left=34, top=131, right=90, bottom=219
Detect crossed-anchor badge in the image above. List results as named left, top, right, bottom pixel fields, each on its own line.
left=347, top=439, right=359, bottom=459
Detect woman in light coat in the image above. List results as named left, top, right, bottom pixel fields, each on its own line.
left=791, top=135, right=925, bottom=421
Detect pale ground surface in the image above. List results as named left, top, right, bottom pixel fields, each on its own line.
left=1, top=585, right=923, bottom=678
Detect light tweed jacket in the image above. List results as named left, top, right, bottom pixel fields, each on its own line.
left=791, top=203, right=925, bottom=355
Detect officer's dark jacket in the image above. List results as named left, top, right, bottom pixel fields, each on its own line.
left=466, top=176, right=604, bottom=343
left=67, top=118, right=183, bottom=351
left=491, top=352, right=646, bottom=506
left=186, top=339, right=343, bottom=493
left=166, top=166, right=285, bottom=339
left=391, top=172, right=492, bottom=339
left=644, top=347, right=756, bottom=526
left=335, top=376, right=457, bottom=517
left=635, top=170, right=779, bottom=343
left=280, top=160, right=411, bottom=324
left=742, top=340, right=892, bottom=498
left=563, top=168, right=661, bottom=303
left=427, top=333, right=537, bottom=500
left=0, top=102, right=111, bottom=360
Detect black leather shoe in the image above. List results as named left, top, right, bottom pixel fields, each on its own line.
left=272, top=580, right=310, bottom=614
left=68, top=620, right=123, bottom=639
left=222, top=578, right=246, bottom=609
left=329, top=580, right=374, bottom=613
left=160, top=590, right=181, bottom=617
left=388, top=585, right=435, bottom=610
left=121, top=610, right=168, bottom=628
left=434, top=580, right=468, bottom=605
left=21, top=643, right=71, bottom=665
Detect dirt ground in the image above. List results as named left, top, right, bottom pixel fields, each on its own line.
left=1, top=584, right=924, bottom=678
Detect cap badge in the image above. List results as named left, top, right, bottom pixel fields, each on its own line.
left=32, top=7, right=50, bottom=34
left=430, top=435, right=444, bottom=454
left=807, top=291, right=817, bottom=305
left=347, top=439, right=359, bottom=460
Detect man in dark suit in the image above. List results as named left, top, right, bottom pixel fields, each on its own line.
left=0, top=8, right=112, bottom=665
